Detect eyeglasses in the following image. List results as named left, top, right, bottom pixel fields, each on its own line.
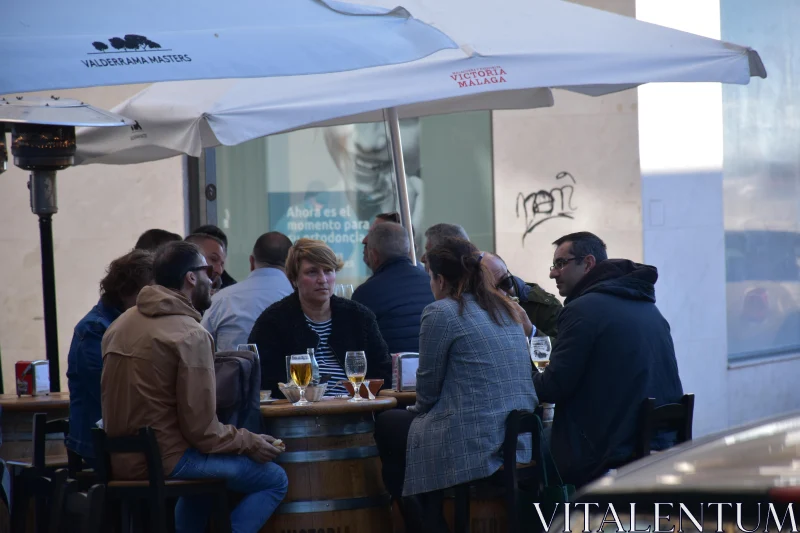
left=496, top=271, right=514, bottom=292
left=550, top=257, right=582, bottom=271
left=184, top=265, right=214, bottom=279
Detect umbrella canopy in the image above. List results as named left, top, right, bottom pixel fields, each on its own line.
left=0, top=0, right=457, bottom=95
left=73, top=0, right=765, bottom=165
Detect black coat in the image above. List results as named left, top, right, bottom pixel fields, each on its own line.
left=351, top=256, right=435, bottom=354
left=248, top=292, right=392, bottom=397
left=533, top=259, right=683, bottom=486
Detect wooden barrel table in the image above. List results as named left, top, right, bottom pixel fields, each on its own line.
left=0, top=392, right=70, bottom=461
left=377, top=390, right=417, bottom=409
left=260, top=396, right=397, bottom=533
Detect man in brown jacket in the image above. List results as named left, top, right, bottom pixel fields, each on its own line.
left=101, top=241, right=287, bottom=533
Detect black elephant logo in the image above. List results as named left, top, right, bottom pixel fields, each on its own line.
left=89, top=35, right=167, bottom=53
left=130, top=121, right=143, bottom=132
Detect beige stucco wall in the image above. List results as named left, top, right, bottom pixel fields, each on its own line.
left=494, top=0, right=642, bottom=293
left=0, top=85, right=184, bottom=393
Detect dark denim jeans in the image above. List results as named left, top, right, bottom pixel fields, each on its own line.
left=170, top=449, right=288, bottom=533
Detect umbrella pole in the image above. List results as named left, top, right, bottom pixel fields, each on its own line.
left=384, top=107, right=417, bottom=265
left=30, top=170, right=61, bottom=392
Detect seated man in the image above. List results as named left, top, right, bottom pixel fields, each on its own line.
left=481, top=252, right=562, bottom=340
left=194, top=224, right=237, bottom=288
left=533, top=231, right=683, bottom=487
left=352, top=222, right=434, bottom=354
left=420, top=223, right=469, bottom=265
left=202, top=232, right=294, bottom=352
left=102, top=241, right=287, bottom=533
left=185, top=232, right=227, bottom=294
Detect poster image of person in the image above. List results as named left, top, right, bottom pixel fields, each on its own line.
left=323, top=119, right=424, bottom=255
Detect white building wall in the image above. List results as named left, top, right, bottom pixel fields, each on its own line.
left=637, top=0, right=800, bottom=434
left=0, top=85, right=184, bottom=393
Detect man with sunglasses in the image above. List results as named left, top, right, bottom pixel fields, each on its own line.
left=102, top=241, right=288, bottom=533
left=481, top=252, right=562, bottom=340
left=533, top=231, right=683, bottom=488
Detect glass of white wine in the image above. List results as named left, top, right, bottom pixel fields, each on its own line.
left=335, top=284, right=355, bottom=299
left=529, top=336, right=552, bottom=373
left=345, top=351, right=367, bottom=403
left=289, top=353, right=313, bottom=406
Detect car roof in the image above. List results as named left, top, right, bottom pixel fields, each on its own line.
left=579, top=410, right=800, bottom=498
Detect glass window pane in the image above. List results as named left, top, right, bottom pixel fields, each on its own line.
left=722, top=0, right=800, bottom=359
left=214, top=112, right=494, bottom=286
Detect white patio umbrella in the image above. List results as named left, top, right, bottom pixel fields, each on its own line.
left=75, top=0, right=766, bottom=263
left=0, top=0, right=458, bottom=94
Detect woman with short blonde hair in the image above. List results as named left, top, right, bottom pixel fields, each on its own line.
left=249, top=239, right=391, bottom=397
left=284, top=238, right=345, bottom=286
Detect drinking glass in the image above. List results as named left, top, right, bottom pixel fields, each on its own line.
left=335, top=284, right=354, bottom=299
left=289, top=353, right=312, bottom=406
left=529, top=336, right=552, bottom=373
left=345, top=351, right=367, bottom=402
left=236, top=344, right=259, bottom=359
left=285, top=356, right=295, bottom=386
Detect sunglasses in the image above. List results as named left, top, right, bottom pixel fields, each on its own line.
left=496, top=271, right=514, bottom=292
left=184, top=265, right=215, bottom=279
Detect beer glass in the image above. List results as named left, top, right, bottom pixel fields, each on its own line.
left=345, top=351, right=367, bottom=402
left=529, top=336, right=552, bottom=373
left=289, top=353, right=313, bottom=406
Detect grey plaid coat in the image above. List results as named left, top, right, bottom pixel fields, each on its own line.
left=403, top=295, right=538, bottom=496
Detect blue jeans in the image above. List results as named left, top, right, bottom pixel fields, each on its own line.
left=170, top=449, right=288, bottom=533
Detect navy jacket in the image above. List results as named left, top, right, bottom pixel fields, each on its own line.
left=533, top=259, right=683, bottom=486
left=352, top=256, right=435, bottom=354
left=66, top=299, right=122, bottom=461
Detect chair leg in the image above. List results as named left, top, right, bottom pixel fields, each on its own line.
left=454, top=484, right=470, bottom=533
left=213, top=488, right=232, bottom=533
left=147, top=495, right=168, bottom=533
left=120, top=500, right=132, bottom=533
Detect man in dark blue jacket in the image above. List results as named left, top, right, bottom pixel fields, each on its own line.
left=534, top=231, right=683, bottom=487
left=352, top=221, right=434, bottom=354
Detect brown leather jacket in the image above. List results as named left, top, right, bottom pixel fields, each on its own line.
left=101, top=285, right=263, bottom=480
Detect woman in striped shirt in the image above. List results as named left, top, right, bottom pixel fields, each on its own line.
left=249, top=238, right=392, bottom=398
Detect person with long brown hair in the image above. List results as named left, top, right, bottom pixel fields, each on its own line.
left=66, top=249, right=155, bottom=465
left=374, top=237, right=538, bottom=531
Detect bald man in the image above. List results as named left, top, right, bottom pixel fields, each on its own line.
left=482, top=252, right=562, bottom=340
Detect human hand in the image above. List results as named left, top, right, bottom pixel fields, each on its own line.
left=248, top=434, right=284, bottom=463
left=510, top=301, right=534, bottom=337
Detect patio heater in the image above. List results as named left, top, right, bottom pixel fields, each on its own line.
left=0, top=96, right=132, bottom=392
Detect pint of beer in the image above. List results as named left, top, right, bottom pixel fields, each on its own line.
left=290, top=355, right=313, bottom=387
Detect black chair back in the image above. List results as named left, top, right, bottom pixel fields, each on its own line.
left=92, top=427, right=165, bottom=488
left=33, top=414, right=70, bottom=471
left=635, top=393, right=695, bottom=458
left=503, top=410, right=543, bottom=533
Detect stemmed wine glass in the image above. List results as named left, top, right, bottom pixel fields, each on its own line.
left=335, top=284, right=354, bottom=299
left=345, top=351, right=367, bottom=402
left=289, top=353, right=312, bottom=406
left=529, top=336, right=552, bottom=373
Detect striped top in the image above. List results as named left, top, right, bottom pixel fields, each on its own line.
left=305, top=315, right=348, bottom=396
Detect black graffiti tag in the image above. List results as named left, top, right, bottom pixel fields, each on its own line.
left=516, top=172, right=577, bottom=244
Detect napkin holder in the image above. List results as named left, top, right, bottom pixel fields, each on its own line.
left=391, top=352, right=419, bottom=392
left=15, top=360, right=50, bottom=396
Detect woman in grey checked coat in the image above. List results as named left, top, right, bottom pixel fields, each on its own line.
left=374, top=237, right=538, bottom=532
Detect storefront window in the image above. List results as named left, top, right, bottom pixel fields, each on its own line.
left=722, top=0, right=800, bottom=360
left=212, top=111, right=495, bottom=286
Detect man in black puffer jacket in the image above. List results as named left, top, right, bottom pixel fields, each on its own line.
left=352, top=221, right=434, bottom=354
left=534, top=232, right=683, bottom=487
